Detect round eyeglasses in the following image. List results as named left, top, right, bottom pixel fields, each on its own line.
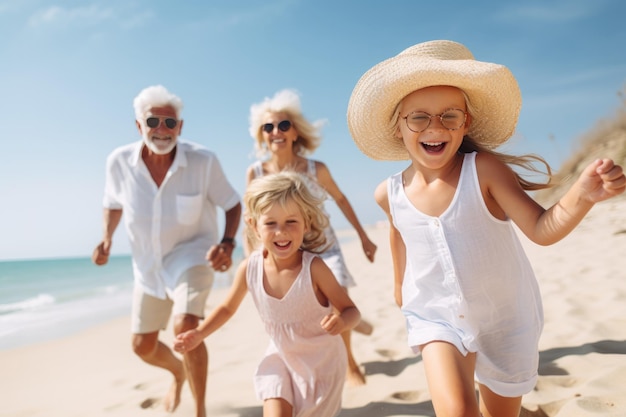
left=401, top=109, right=467, bottom=133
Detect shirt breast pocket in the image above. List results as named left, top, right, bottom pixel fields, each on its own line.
left=176, top=194, right=203, bottom=226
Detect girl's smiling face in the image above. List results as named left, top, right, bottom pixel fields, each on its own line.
left=396, top=86, right=471, bottom=169
left=255, top=198, right=308, bottom=259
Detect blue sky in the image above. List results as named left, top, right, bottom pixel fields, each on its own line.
left=1, top=0, right=625, bottom=260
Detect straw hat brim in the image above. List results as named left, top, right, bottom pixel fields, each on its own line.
left=347, top=41, right=521, bottom=161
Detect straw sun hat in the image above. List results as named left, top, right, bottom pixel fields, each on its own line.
left=347, top=40, right=521, bottom=161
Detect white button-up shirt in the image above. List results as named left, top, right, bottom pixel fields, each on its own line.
left=103, top=139, right=240, bottom=299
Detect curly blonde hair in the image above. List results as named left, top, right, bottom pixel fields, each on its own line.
left=248, top=89, right=323, bottom=159
left=244, top=170, right=329, bottom=253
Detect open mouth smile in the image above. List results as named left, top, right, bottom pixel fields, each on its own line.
left=421, top=141, right=446, bottom=153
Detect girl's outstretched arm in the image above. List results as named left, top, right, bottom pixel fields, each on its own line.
left=173, top=259, right=249, bottom=353
left=374, top=180, right=406, bottom=307
left=534, top=158, right=625, bottom=244
left=480, top=154, right=625, bottom=246
left=311, top=257, right=361, bottom=335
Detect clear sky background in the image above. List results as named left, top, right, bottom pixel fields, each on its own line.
left=1, top=0, right=625, bottom=261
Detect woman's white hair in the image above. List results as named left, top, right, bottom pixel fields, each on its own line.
left=133, top=85, right=184, bottom=120
left=248, top=89, right=324, bottom=159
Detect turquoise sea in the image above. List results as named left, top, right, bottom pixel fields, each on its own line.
left=0, top=252, right=241, bottom=351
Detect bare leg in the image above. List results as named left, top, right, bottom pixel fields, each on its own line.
left=174, top=314, right=208, bottom=417
left=478, top=384, right=522, bottom=417
left=132, top=331, right=186, bottom=413
left=341, top=329, right=366, bottom=386
left=339, top=287, right=366, bottom=386
left=263, top=398, right=293, bottom=417
left=420, top=341, right=481, bottom=417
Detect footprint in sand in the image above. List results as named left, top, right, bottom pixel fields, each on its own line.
left=519, top=406, right=549, bottom=417
left=140, top=398, right=160, bottom=409
left=390, top=390, right=421, bottom=401
left=576, top=396, right=619, bottom=413
left=375, top=348, right=398, bottom=358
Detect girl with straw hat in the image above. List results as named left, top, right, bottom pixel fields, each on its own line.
left=347, top=39, right=625, bottom=417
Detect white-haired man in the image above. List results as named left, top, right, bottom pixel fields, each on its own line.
left=92, top=85, right=241, bottom=417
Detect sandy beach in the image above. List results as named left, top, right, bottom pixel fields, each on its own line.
left=2, top=196, right=625, bottom=417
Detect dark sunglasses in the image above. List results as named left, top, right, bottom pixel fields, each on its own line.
left=262, top=120, right=292, bottom=133
left=146, top=116, right=178, bottom=129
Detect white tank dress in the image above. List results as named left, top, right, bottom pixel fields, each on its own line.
left=387, top=152, right=544, bottom=397
left=246, top=250, right=347, bottom=417
left=251, top=160, right=356, bottom=288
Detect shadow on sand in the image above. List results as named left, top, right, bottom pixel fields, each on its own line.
left=363, top=354, right=421, bottom=377
left=538, top=339, right=626, bottom=376
left=222, top=339, right=626, bottom=417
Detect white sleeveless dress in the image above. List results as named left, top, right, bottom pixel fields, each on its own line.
left=387, top=152, right=543, bottom=397
left=250, top=160, right=356, bottom=288
left=247, top=250, right=347, bottom=417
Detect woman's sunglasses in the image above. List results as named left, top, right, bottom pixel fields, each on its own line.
left=262, top=120, right=292, bottom=133
left=146, top=116, right=178, bottom=129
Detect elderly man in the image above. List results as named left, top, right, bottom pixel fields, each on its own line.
left=92, top=85, right=241, bottom=417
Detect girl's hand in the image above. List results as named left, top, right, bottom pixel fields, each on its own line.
left=361, top=236, right=377, bottom=262
left=173, top=329, right=203, bottom=353
left=320, top=313, right=345, bottom=335
left=578, top=159, right=625, bottom=203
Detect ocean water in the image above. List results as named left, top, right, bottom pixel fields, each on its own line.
left=0, top=253, right=240, bottom=351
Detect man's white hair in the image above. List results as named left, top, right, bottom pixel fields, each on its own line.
left=133, top=85, right=184, bottom=120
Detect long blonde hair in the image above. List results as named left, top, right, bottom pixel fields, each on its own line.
left=244, top=171, right=329, bottom=253
left=461, top=92, right=553, bottom=191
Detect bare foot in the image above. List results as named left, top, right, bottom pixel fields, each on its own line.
left=164, top=374, right=186, bottom=413
left=345, top=366, right=366, bottom=387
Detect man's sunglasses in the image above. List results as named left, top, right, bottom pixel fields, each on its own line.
left=146, top=116, right=178, bottom=129
left=262, top=120, right=292, bottom=133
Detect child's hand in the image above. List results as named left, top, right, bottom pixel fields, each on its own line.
left=173, top=329, right=203, bottom=353
left=320, top=313, right=345, bottom=335
left=361, top=237, right=377, bottom=262
left=578, top=159, right=625, bottom=203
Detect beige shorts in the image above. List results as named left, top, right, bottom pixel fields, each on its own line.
left=131, top=265, right=214, bottom=334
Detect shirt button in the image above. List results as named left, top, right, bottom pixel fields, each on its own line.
left=433, top=219, right=439, bottom=227
left=459, top=315, right=465, bottom=319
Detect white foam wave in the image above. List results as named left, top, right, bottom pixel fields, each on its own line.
left=0, top=294, right=55, bottom=314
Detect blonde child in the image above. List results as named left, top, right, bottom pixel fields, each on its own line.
left=346, top=40, right=625, bottom=417
left=174, top=171, right=361, bottom=417
left=246, top=89, right=377, bottom=385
